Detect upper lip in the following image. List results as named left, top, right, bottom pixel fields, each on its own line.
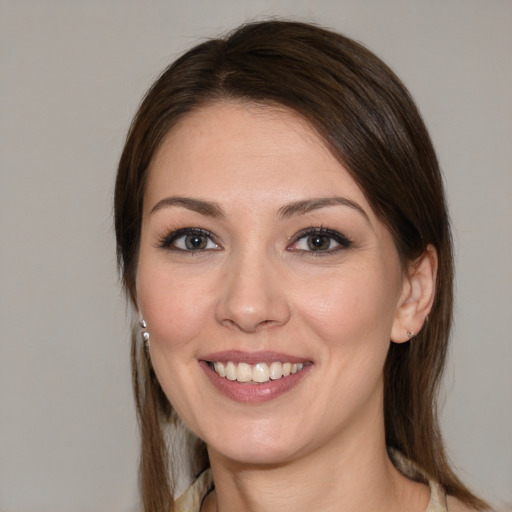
left=200, top=350, right=311, bottom=365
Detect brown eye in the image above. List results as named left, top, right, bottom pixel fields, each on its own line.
left=184, top=233, right=208, bottom=250
left=288, top=228, right=352, bottom=254
left=306, top=234, right=332, bottom=251
left=159, top=228, right=220, bottom=251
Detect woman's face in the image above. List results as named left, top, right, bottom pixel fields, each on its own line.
left=136, top=102, right=410, bottom=465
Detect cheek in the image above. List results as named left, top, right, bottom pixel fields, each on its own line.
left=295, top=264, right=399, bottom=347
left=136, top=267, right=215, bottom=421
left=136, top=266, right=215, bottom=351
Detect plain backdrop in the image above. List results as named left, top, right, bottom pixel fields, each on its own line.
left=1, top=1, right=511, bottom=511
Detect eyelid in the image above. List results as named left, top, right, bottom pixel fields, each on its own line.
left=157, top=227, right=221, bottom=251
left=156, top=226, right=351, bottom=254
left=287, top=227, right=352, bottom=253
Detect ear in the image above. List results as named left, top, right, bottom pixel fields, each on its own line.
left=391, top=244, right=437, bottom=343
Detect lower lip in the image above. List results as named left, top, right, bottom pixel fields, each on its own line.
left=199, top=361, right=312, bottom=404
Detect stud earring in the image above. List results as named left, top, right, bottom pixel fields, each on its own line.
left=406, top=330, right=415, bottom=339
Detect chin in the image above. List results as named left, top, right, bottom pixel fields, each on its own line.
left=202, top=420, right=308, bottom=466
left=209, top=441, right=300, bottom=467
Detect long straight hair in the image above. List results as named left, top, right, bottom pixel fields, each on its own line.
left=115, top=20, right=488, bottom=512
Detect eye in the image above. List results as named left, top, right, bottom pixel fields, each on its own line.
left=159, top=228, right=220, bottom=251
left=288, top=228, right=352, bottom=254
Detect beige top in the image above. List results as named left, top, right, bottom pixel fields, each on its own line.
left=175, top=451, right=448, bottom=512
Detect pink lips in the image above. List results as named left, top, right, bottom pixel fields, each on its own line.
left=199, top=350, right=312, bottom=404
left=200, top=350, right=309, bottom=365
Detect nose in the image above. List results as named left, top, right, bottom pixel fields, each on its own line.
left=215, top=251, right=292, bottom=333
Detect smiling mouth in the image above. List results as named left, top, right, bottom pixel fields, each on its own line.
left=207, top=361, right=308, bottom=383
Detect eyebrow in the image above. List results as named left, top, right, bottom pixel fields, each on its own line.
left=277, top=197, right=369, bottom=221
left=150, top=197, right=224, bottom=217
left=149, top=195, right=369, bottom=221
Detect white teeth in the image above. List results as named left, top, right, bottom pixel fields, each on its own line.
left=213, top=362, right=225, bottom=377
left=269, top=361, right=283, bottom=380
left=225, top=361, right=237, bottom=381
left=237, top=362, right=252, bottom=382
left=253, top=363, right=269, bottom=383
left=211, top=360, right=306, bottom=383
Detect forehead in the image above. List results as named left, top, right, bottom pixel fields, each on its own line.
left=144, top=101, right=372, bottom=218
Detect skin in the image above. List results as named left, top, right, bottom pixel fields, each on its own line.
left=136, top=101, right=438, bottom=512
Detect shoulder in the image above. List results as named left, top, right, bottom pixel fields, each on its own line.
left=446, top=496, right=488, bottom=512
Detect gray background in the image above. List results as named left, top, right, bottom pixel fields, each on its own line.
left=1, top=1, right=510, bottom=511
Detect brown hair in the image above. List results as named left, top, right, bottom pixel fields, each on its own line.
left=115, top=20, right=488, bottom=512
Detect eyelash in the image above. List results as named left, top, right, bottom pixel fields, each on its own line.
left=157, top=226, right=352, bottom=254
left=287, top=227, right=352, bottom=255
left=158, top=228, right=220, bottom=252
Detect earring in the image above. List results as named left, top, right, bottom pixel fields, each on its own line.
left=140, top=318, right=150, bottom=354
left=406, top=330, right=415, bottom=339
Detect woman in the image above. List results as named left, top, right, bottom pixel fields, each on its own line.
left=114, top=20, right=490, bottom=512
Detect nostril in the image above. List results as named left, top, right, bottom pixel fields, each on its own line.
left=215, top=272, right=292, bottom=332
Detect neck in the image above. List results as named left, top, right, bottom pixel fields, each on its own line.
left=203, top=419, right=429, bottom=512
